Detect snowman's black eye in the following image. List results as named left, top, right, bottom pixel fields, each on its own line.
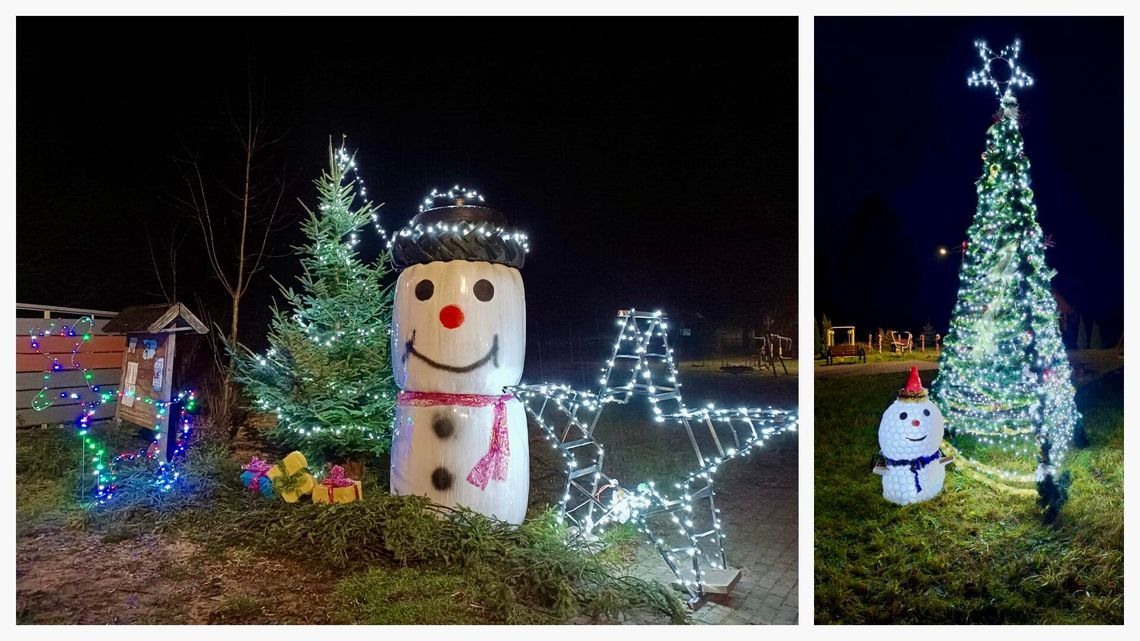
left=899, top=412, right=908, bottom=420
left=473, top=279, right=494, bottom=302
left=923, top=409, right=931, bottom=417
left=415, top=279, right=434, bottom=301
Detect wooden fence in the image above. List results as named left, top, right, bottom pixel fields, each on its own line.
left=15, top=304, right=123, bottom=428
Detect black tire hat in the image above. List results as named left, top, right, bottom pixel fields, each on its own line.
left=390, top=203, right=528, bottom=270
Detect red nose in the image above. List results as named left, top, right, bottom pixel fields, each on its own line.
left=911, top=419, right=921, bottom=427
left=439, top=304, right=464, bottom=329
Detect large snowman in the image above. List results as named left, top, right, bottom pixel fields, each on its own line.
left=874, top=367, right=953, bottom=505
left=389, top=188, right=530, bottom=524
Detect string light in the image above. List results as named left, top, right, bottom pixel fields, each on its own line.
left=27, top=317, right=99, bottom=411
left=508, top=308, right=797, bottom=604
left=335, top=140, right=387, bottom=245
left=25, top=316, right=199, bottom=503
left=967, top=39, right=1034, bottom=98
left=235, top=140, right=398, bottom=457
left=94, top=389, right=198, bottom=503
left=934, top=40, right=1078, bottom=496
left=418, top=185, right=486, bottom=212
left=387, top=187, right=530, bottom=257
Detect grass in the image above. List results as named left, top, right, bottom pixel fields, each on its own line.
left=16, top=423, right=685, bottom=625
left=813, top=363, right=1123, bottom=624
left=333, top=567, right=493, bottom=624
left=814, top=348, right=942, bottom=367
left=17, top=367, right=794, bottom=624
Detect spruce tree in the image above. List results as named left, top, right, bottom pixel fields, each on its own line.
left=233, top=140, right=396, bottom=466
left=1090, top=322, right=1103, bottom=350
left=1076, top=316, right=1088, bottom=350
left=933, top=42, right=1079, bottom=521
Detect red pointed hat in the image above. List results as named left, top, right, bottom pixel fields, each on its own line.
left=898, top=367, right=929, bottom=400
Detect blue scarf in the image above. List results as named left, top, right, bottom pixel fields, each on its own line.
left=882, top=449, right=943, bottom=493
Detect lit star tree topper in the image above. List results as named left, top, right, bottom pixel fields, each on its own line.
left=933, top=39, right=1079, bottom=523
left=967, top=39, right=1034, bottom=98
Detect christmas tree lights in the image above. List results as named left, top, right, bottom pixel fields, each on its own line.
left=934, top=40, right=1079, bottom=519
left=333, top=141, right=388, bottom=245
left=233, top=140, right=398, bottom=464
left=509, top=309, right=796, bottom=604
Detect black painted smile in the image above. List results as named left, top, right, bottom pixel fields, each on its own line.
left=403, top=330, right=500, bottom=373
left=905, top=435, right=928, bottom=442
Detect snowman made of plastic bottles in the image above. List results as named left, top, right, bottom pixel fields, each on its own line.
left=874, top=367, right=953, bottom=505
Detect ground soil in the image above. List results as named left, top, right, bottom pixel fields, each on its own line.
left=17, top=521, right=341, bottom=624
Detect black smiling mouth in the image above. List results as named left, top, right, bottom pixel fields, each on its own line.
left=905, top=435, right=928, bottom=442
left=403, top=330, right=499, bottom=373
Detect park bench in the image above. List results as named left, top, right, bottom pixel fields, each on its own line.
left=825, top=342, right=866, bottom=365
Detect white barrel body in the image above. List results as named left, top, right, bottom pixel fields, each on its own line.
left=390, top=260, right=529, bottom=523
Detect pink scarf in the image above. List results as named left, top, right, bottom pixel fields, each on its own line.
left=397, top=391, right=512, bottom=491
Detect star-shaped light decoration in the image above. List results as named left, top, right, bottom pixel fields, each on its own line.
left=508, top=309, right=797, bottom=606
left=967, top=39, right=1034, bottom=99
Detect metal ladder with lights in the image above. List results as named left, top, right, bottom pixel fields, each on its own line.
left=596, top=311, right=730, bottom=588
left=509, top=309, right=797, bottom=605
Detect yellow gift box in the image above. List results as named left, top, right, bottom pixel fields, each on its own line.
left=312, top=465, right=363, bottom=504
left=266, top=451, right=315, bottom=503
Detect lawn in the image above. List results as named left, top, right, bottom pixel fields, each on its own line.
left=17, top=368, right=794, bottom=625
left=814, top=348, right=942, bottom=367
left=15, top=424, right=683, bottom=625
left=813, top=356, right=1123, bottom=624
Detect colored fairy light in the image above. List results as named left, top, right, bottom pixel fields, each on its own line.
left=508, top=309, right=796, bottom=604
left=26, top=316, right=200, bottom=504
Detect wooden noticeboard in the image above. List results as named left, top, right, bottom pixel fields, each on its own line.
left=103, top=303, right=206, bottom=463
left=115, top=332, right=177, bottom=434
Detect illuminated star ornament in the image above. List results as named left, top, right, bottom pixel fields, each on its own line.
left=509, top=309, right=796, bottom=606
left=967, top=39, right=1034, bottom=99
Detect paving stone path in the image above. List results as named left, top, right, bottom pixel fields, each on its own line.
left=586, top=436, right=798, bottom=625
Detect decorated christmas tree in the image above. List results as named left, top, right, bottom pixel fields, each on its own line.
left=933, top=40, right=1079, bottom=521
left=233, top=140, right=397, bottom=466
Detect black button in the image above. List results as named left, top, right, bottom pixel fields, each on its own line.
left=431, top=467, right=453, bottom=491
left=432, top=414, right=455, bottom=438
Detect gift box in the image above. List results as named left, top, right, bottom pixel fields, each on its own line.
left=266, top=450, right=315, bottom=503
left=240, top=457, right=275, bottom=498
left=312, top=465, right=362, bottom=504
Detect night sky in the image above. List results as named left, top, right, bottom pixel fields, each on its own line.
left=815, top=17, right=1123, bottom=345
left=17, top=18, right=798, bottom=362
